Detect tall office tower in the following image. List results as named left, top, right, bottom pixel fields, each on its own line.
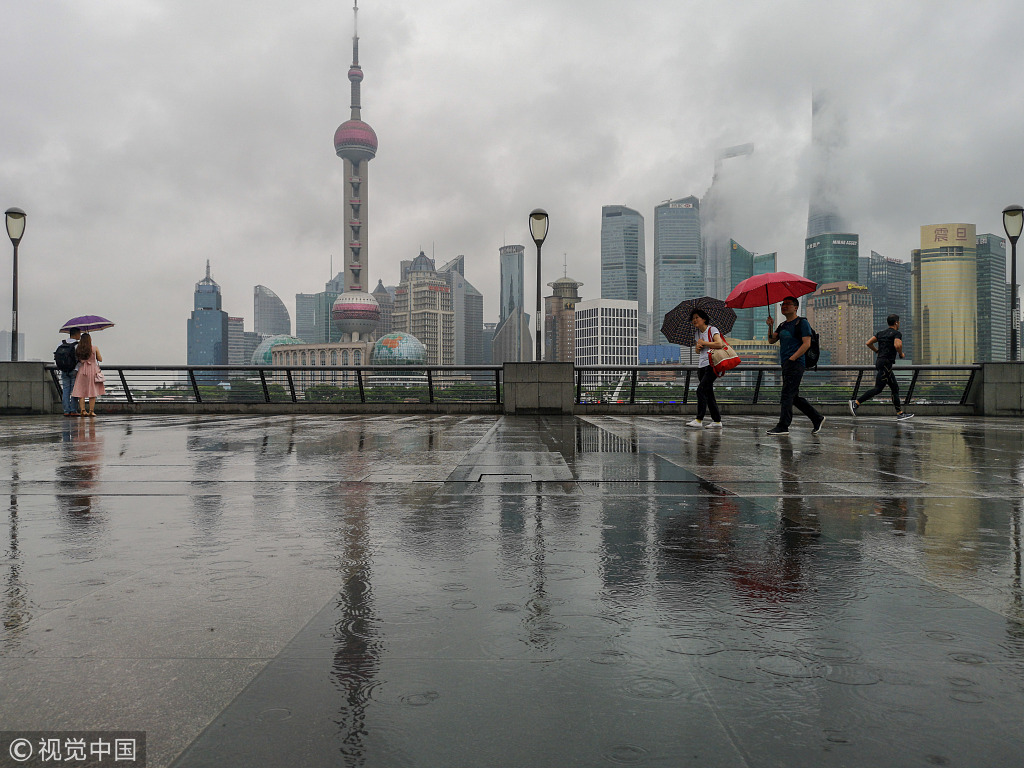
left=601, top=206, right=647, bottom=342
left=227, top=317, right=245, bottom=365
left=371, top=279, right=393, bottom=336
left=187, top=261, right=229, bottom=370
left=860, top=251, right=913, bottom=358
left=254, top=285, right=291, bottom=336
left=295, top=293, right=317, bottom=342
left=574, top=299, right=639, bottom=376
left=480, top=322, right=497, bottom=365
left=701, top=143, right=755, bottom=300
left=545, top=276, right=583, bottom=362
left=806, top=90, right=848, bottom=238
left=652, top=197, right=703, bottom=344
left=499, top=245, right=525, bottom=323
left=393, top=252, right=454, bottom=365
left=976, top=234, right=1008, bottom=362
left=242, top=331, right=261, bottom=366
left=804, top=233, right=859, bottom=286
left=912, top=224, right=978, bottom=364
left=438, top=255, right=484, bottom=365
left=727, top=241, right=777, bottom=340
left=805, top=282, right=874, bottom=365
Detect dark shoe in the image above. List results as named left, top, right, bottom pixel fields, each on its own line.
left=896, top=412, right=914, bottom=421
left=766, top=427, right=789, bottom=435
left=848, top=399, right=859, bottom=416
left=812, top=416, right=826, bottom=434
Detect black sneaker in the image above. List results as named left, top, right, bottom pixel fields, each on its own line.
left=812, top=416, right=826, bottom=434
left=848, top=399, right=859, bottom=416
left=766, top=427, right=789, bottom=435
left=896, top=412, right=914, bottom=421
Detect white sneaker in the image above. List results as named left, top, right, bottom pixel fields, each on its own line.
left=704, top=421, right=723, bottom=429
left=686, top=419, right=703, bottom=428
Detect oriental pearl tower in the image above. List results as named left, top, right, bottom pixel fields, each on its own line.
left=331, top=0, right=381, bottom=342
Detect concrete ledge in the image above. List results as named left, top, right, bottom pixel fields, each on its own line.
left=94, top=401, right=503, bottom=415
left=503, top=362, right=574, bottom=414
left=0, top=362, right=60, bottom=415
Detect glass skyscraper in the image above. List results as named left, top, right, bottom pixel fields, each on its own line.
left=601, top=206, right=647, bottom=343
left=976, top=233, right=1008, bottom=362
left=254, top=285, right=291, bottom=336
left=652, top=197, right=703, bottom=344
left=726, top=241, right=776, bottom=340
left=804, top=233, right=859, bottom=286
left=859, top=251, right=913, bottom=359
left=912, top=224, right=977, bottom=365
left=187, top=261, right=229, bottom=371
left=499, top=245, right=525, bottom=323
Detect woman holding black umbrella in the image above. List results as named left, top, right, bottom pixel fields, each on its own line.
left=688, top=309, right=725, bottom=429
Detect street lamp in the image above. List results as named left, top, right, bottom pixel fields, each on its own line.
left=1003, top=204, right=1023, bottom=362
left=529, top=208, right=549, bottom=362
left=5, top=208, right=26, bottom=362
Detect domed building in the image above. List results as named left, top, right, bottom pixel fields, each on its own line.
left=251, top=335, right=305, bottom=366
left=371, top=332, right=427, bottom=366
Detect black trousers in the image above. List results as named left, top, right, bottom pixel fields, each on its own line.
left=777, top=361, right=821, bottom=429
left=858, top=364, right=901, bottom=411
left=696, top=366, right=721, bottom=422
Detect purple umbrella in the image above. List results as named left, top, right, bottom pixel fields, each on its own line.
left=60, top=315, right=115, bottom=333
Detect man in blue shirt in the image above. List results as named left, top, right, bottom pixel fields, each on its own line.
left=765, top=296, right=824, bottom=435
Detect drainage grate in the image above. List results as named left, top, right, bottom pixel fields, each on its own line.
left=477, top=473, right=533, bottom=482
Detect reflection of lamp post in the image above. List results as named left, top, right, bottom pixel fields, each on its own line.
left=529, top=209, right=549, bottom=362
left=1004, top=204, right=1023, bottom=361
left=5, top=208, right=26, bottom=362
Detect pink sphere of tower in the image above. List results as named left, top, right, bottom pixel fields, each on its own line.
left=334, top=120, right=378, bottom=164
left=331, top=291, right=381, bottom=338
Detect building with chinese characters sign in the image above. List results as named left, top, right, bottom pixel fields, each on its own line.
left=912, top=223, right=977, bottom=364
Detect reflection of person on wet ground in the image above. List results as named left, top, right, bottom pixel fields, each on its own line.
left=57, top=418, right=103, bottom=526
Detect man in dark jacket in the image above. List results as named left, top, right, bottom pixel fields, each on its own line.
left=849, top=314, right=914, bottom=421
left=764, top=296, right=824, bottom=436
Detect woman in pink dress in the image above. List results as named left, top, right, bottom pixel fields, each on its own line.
left=70, top=332, right=105, bottom=416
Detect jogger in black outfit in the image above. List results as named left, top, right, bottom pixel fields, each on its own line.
left=849, top=314, right=914, bottom=421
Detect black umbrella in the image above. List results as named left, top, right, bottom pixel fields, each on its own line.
left=661, top=296, right=737, bottom=347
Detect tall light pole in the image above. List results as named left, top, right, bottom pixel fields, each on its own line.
left=1004, top=204, right=1023, bottom=362
left=5, top=208, right=26, bottom=362
left=529, top=209, right=549, bottom=362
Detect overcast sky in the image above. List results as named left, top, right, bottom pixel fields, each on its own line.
left=2, top=0, right=1023, bottom=363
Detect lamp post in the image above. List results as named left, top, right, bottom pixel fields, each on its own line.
left=5, top=208, right=26, bottom=362
left=1004, top=204, right=1023, bottom=362
left=529, top=209, right=549, bottom=362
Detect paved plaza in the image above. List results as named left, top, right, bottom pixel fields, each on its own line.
left=1, top=413, right=1023, bottom=767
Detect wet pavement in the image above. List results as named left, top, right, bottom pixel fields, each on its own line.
left=1, top=414, right=1023, bottom=767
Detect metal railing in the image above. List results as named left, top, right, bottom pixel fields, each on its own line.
left=47, top=365, right=503, bottom=405
left=574, top=364, right=981, bottom=407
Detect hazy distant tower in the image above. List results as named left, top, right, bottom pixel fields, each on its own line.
left=332, top=0, right=380, bottom=341
left=806, top=90, right=848, bottom=238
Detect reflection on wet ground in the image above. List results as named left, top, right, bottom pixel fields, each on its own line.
left=1, top=414, right=1023, bottom=766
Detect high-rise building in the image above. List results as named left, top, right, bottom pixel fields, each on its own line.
left=601, top=206, right=647, bottom=342
left=464, top=281, right=484, bottom=365
left=805, top=281, right=874, bottom=366
left=806, top=90, right=849, bottom=238
left=371, top=279, right=394, bottom=337
left=859, top=251, right=913, bottom=359
left=393, top=252, right=454, bottom=365
left=499, top=245, right=525, bottom=324
left=727, top=241, right=777, bottom=339
left=652, top=197, right=703, bottom=344
left=912, top=224, right=977, bottom=365
left=187, top=261, right=229, bottom=370
left=438, top=255, right=484, bottom=366
left=976, top=233, right=1008, bottom=362
left=545, top=276, right=583, bottom=363
left=254, top=285, right=290, bottom=336
left=295, top=293, right=317, bottom=342
left=574, top=299, right=639, bottom=369
left=227, top=317, right=245, bottom=366
left=804, top=233, right=859, bottom=286
left=480, top=322, right=497, bottom=365
left=702, top=143, right=755, bottom=300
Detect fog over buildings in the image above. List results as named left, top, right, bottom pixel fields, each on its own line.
left=1, top=0, right=1022, bottom=363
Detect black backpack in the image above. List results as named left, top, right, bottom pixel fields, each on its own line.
left=801, top=317, right=821, bottom=369
left=54, top=341, right=78, bottom=372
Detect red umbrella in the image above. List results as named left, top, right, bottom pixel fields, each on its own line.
left=725, top=271, right=817, bottom=309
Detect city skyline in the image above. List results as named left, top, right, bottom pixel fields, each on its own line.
left=2, top=1, right=1022, bottom=363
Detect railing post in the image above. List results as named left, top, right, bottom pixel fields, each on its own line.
left=189, top=370, right=202, bottom=403
left=357, top=369, right=365, bottom=403
left=49, top=368, right=62, bottom=399
left=629, top=368, right=638, bottom=404
left=119, top=369, right=134, bottom=404
left=285, top=369, right=297, bottom=402
left=576, top=368, right=583, bottom=404
left=427, top=368, right=435, bottom=403
left=752, top=369, right=763, bottom=404
left=905, top=369, right=921, bottom=405
left=682, top=369, right=691, bottom=405
left=852, top=369, right=864, bottom=401
left=959, top=368, right=978, bottom=406
left=495, top=368, right=502, bottom=405
left=258, top=370, right=271, bottom=403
